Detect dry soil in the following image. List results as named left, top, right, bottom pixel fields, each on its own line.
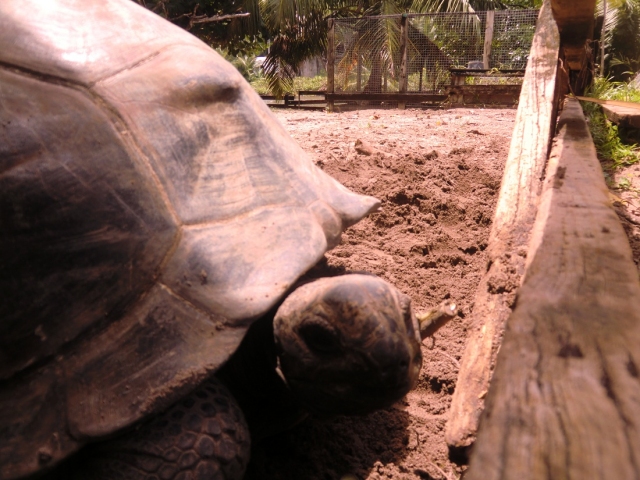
left=245, top=106, right=517, bottom=480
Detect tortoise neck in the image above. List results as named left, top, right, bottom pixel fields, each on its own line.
left=216, top=310, right=307, bottom=441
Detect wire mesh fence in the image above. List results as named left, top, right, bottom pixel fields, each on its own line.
left=331, top=9, right=538, bottom=95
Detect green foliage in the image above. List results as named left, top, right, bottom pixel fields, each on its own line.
left=590, top=76, right=640, bottom=103
left=216, top=47, right=263, bottom=80
left=490, top=18, right=535, bottom=68
left=588, top=109, right=639, bottom=168
left=293, top=75, right=327, bottom=90
left=260, top=8, right=329, bottom=97
left=500, top=0, right=541, bottom=6
left=250, top=74, right=326, bottom=94
left=213, top=33, right=268, bottom=81
left=582, top=77, right=640, bottom=170
left=135, top=0, right=264, bottom=55
left=597, top=0, right=640, bottom=80
left=221, top=33, right=269, bottom=56
left=409, top=0, right=517, bottom=13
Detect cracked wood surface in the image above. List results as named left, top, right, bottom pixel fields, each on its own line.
left=444, top=0, right=561, bottom=449
left=466, top=98, right=640, bottom=479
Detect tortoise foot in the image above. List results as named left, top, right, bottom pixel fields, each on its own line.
left=72, top=377, right=250, bottom=480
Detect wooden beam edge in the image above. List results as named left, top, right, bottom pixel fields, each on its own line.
left=466, top=97, right=640, bottom=480
left=444, top=0, right=561, bottom=450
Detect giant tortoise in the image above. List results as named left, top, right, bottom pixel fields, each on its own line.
left=0, top=1, right=454, bottom=478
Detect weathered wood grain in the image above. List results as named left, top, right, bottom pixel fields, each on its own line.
left=482, top=10, right=495, bottom=69
left=575, top=96, right=640, bottom=132
left=467, top=97, right=640, bottom=480
left=444, top=0, right=561, bottom=449
left=600, top=104, right=640, bottom=131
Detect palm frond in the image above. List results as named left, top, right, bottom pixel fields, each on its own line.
left=260, top=9, right=328, bottom=96
left=597, top=0, right=640, bottom=78
left=410, top=0, right=505, bottom=13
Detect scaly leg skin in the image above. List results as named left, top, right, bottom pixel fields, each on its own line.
left=70, top=377, right=250, bottom=480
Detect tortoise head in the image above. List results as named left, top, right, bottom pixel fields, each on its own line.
left=273, top=274, right=422, bottom=416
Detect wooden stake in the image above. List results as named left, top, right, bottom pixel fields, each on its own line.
left=483, top=11, right=495, bottom=69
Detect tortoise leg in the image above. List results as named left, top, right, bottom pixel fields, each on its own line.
left=72, top=376, right=250, bottom=480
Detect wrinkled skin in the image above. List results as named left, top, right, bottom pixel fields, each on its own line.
left=217, top=273, right=423, bottom=445
left=274, top=274, right=422, bottom=416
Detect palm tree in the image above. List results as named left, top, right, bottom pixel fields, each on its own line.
left=136, top=0, right=539, bottom=95
left=134, top=0, right=264, bottom=54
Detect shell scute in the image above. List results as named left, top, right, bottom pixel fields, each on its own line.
left=0, top=0, right=379, bottom=477
left=0, top=68, right=177, bottom=381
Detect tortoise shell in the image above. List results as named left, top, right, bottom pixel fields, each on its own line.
left=0, top=0, right=379, bottom=477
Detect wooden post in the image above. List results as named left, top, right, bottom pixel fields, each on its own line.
left=327, top=18, right=335, bottom=112
left=356, top=31, right=362, bottom=92
left=398, top=13, right=408, bottom=109
left=466, top=97, right=640, bottom=480
left=483, top=10, right=495, bottom=69
left=444, top=0, right=560, bottom=451
left=356, top=55, right=362, bottom=92
left=450, top=72, right=465, bottom=104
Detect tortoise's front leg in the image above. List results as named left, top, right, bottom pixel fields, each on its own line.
left=73, top=377, right=250, bottom=480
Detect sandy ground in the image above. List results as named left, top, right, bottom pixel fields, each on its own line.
left=244, top=106, right=516, bottom=480
left=609, top=163, right=640, bottom=275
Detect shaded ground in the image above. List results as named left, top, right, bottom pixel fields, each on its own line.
left=245, top=107, right=516, bottom=480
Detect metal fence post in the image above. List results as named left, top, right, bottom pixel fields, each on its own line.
left=327, top=18, right=335, bottom=112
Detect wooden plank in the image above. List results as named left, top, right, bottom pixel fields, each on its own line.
left=292, top=99, right=327, bottom=105
left=467, top=97, right=640, bottom=480
left=603, top=105, right=640, bottom=130
left=268, top=104, right=325, bottom=111
left=449, top=69, right=525, bottom=76
left=449, top=85, right=522, bottom=105
left=483, top=10, right=495, bottom=69
left=576, top=97, right=640, bottom=131
left=326, top=93, right=447, bottom=102
left=259, top=94, right=295, bottom=102
left=444, top=0, right=561, bottom=450
left=576, top=96, right=640, bottom=111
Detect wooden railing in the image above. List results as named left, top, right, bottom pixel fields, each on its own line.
left=447, top=1, right=640, bottom=478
